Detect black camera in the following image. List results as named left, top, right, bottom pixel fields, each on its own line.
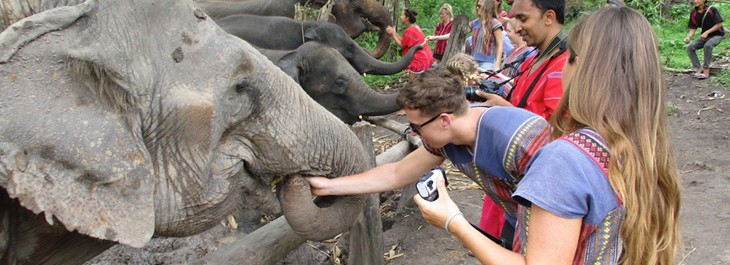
left=464, top=79, right=503, bottom=102
left=415, top=168, right=448, bottom=202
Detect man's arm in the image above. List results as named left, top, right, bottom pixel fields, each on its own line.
left=493, top=28, right=504, bottom=72
left=685, top=28, right=697, bottom=43
left=308, top=146, right=444, bottom=196
left=700, top=22, right=724, bottom=39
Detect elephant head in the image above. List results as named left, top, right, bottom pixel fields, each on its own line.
left=216, top=14, right=422, bottom=75
left=330, top=0, right=394, bottom=58
left=0, top=0, right=368, bottom=263
left=259, top=42, right=401, bottom=124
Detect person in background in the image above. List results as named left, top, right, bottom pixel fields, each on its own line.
left=498, top=0, right=517, bottom=24
left=426, top=4, right=454, bottom=64
left=415, top=6, right=682, bottom=264
left=496, top=0, right=507, bottom=18
left=387, top=8, right=434, bottom=80
left=446, top=53, right=483, bottom=85
left=477, top=0, right=567, bottom=121
left=685, top=0, right=724, bottom=80
left=470, top=0, right=505, bottom=72
left=499, top=18, right=537, bottom=78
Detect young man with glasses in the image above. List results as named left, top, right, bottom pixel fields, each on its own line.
left=307, top=69, right=551, bottom=250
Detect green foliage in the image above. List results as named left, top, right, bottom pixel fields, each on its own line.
left=665, top=102, right=679, bottom=117
left=711, top=69, right=730, bottom=89
left=363, top=73, right=402, bottom=88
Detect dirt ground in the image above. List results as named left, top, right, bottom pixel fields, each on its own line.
left=86, top=73, right=729, bottom=265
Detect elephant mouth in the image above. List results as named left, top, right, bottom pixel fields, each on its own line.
left=276, top=174, right=365, bottom=241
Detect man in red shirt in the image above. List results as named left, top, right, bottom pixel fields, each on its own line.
left=476, top=0, right=566, bottom=122
left=470, top=0, right=566, bottom=248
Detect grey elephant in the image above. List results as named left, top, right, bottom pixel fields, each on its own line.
left=259, top=42, right=401, bottom=124
left=195, top=0, right=393, bottom=58
left=0, top=0, right=370, bottom=264
left=215, top=14, right=423, bottom=75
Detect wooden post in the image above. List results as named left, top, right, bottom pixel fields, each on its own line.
left=348, top=124, right=384, bottom=265
left=440, top=15, right=470, bottom=66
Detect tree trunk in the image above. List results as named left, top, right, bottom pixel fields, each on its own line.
left=440, top=15, right=470, bottom=66
left=382, top=0, right=400, bottom=62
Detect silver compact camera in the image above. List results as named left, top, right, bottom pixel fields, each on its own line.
left=415, top=167, right=448, bottom=201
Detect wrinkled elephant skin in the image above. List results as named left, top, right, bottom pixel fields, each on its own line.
left=0, top=0, right=369, bottom=264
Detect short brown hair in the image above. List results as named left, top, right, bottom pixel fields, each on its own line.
left=396, top=69, right=469, bottom=116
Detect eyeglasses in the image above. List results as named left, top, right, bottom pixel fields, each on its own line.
left=405, top=112, right=453, bottom=135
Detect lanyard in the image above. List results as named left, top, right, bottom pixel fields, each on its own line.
left=530, top=29, right=567, bottom=72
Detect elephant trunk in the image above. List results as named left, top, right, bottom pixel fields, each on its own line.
left=356, top=43, right=423, bottom=75
left=368, top=30, right=391, bottom=59
left=359, top=0, right=393, bottom=59
left=277, top=175, right=365, bottom=241
left=351, top=88, right=400, bottom=117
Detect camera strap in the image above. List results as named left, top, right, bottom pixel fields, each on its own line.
left=506, top=30, right=567, bottom=108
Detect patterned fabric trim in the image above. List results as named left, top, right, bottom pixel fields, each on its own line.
left=503, top=115, right=551, bottom=181
left=515, top=128, right=624, bottom=264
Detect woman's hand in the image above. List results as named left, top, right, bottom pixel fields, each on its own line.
left=425, top=35, right=434, bottom=41
left=413, top=177, right=462, bottom=231
left=475, top=90, right=513, bottom=107
left=386, top=26, right=396, bottom=36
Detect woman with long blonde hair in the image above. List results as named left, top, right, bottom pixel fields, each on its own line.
left=551, top=6, right=682, bottom=264
left=469, top=0, right=504, bottom=72
left=414, top=6, right=681, bottom=264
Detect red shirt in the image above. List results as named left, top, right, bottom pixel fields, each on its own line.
left=402, top=25, right=434, bottom=72
left=510, top=51, right=567, bottom=121
left=433, top=21, right=453, bottom=56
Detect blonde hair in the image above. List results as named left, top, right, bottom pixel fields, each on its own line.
left=476, top=0, right=498, bottom=21
left=552, top=7, right=681, bottom=264
left=445, top=53, right=479, bottom=85
left=440, top=3, right=453, bottom=18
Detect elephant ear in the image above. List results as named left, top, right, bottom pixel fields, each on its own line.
left=278, top=51, right=302, bottom=84
left=303, top=26, right=322, bottom=42
left=0, top=35, right=156, bottom=247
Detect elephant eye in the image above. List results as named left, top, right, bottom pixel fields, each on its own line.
left=235, top=78, right=251, bottom=94
left=332, top=78, right=347, bottom=94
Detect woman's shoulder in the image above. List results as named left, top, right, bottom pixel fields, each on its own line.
left=490, top=18, right=503, bottom=28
